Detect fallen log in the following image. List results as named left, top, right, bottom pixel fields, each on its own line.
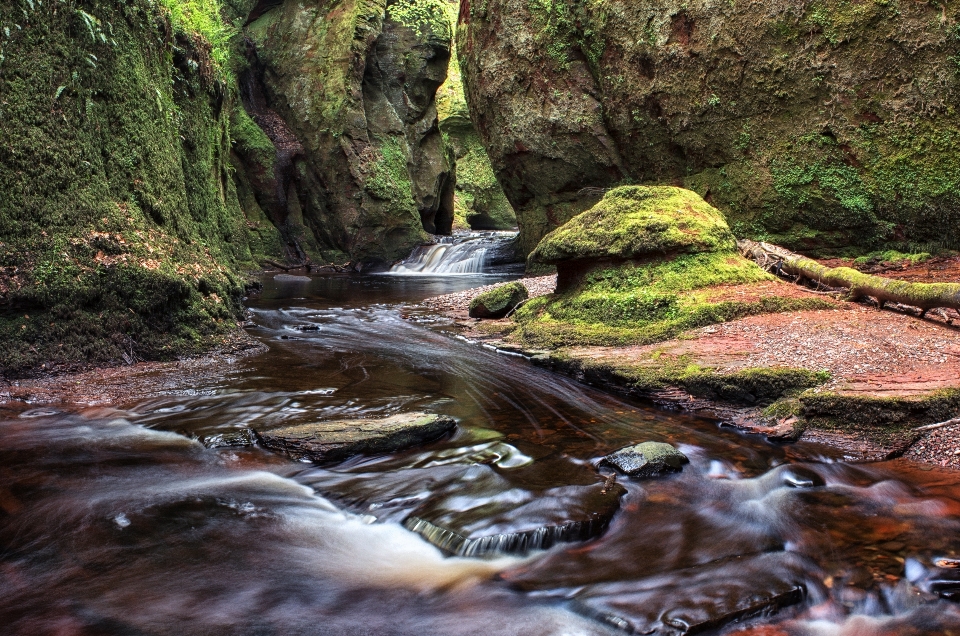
left=738, top=239, right=960, bottom=316
left=914, top=416, right=960, bottom=433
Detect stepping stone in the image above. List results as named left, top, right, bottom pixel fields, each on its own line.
left=255, top=413, right=456, bottom=462
left=573, top=552, right=815, bottom=635
left=602, top=441, right=689, bottom=477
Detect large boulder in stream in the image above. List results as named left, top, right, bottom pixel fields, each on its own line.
left=459, top=0, right=960, bottom=257
left=255, top=413, right=456, bottom=462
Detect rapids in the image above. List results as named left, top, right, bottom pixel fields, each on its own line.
left=2, top=269, right=960, bottom=635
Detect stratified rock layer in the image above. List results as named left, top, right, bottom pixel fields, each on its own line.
left=459, top=0, right=960, bottom=257
left=255, top=412, right=456, bottom=462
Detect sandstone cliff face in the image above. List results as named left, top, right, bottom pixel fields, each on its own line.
left=239, top=0, right=456, bottom=265
left=459, top=0, right=960, bottom=257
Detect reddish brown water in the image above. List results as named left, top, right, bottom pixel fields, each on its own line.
left=2, top=270, right=959, bottom=635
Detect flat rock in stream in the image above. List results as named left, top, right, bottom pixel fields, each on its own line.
left=602, top=442, right=689, bottom=478
left=405, top=478, right=626, bottom=556
left=255, top=413, right=456, bottom=462
left=573, top=551, right=816, bottom=635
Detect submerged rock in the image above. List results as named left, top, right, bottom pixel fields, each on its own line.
left=468, top=281, right=529, bottom=319
left=255, top=413, right=456, bottom=462
left=602, top=442, right=689, bottom=478
left=405, top=479, right=625, bottom=556
left=572, top=552, right=815, bottom=635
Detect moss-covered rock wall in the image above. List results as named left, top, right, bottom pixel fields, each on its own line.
left=437, top=0, right=516, bottom=231
left=459, top=0, right=960, bottom=258
left=238, top=0, right=457, bottom=264
left=0, top=0, right=283, bottom=377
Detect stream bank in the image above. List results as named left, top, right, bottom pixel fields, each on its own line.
left=426, top=272, right=960, bottom=469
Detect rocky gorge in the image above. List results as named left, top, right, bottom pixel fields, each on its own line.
left=3, top=1, right=960, bottom=634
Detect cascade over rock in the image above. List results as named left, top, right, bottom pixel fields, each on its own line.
left=458, top=0, right=960, bottom=258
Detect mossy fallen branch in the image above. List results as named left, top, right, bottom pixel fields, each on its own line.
left=739, top=239, right=960, bottom=316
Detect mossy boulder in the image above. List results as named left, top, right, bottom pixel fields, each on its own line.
left=512, top=188, right=834, bottom=348
left=602, top=441, right=689, bottom=478
left=469, top=281, right=529, bottom=319
left=531, top=186, right=736, bottom=265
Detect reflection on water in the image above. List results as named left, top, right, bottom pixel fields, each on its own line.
left=1, top=273, right=959, bottom=635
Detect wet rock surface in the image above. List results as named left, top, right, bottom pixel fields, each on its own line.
left=602, top=441, right=689, bottom=478
left=405, top=477, right=625, bottom=556
left=255, top=413, right=456, bottom=462
left=573, top=552, right=812, bottom=635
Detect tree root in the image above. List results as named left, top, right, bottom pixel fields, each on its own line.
left=739, top=239, right=960, bottom=315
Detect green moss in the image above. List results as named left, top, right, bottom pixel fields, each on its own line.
left=551, top=351, right=830, bottom=406
left=367, top=136, right=416, bottom=205
left=387, top=0, right=451, bottom=39
left=853, top=250, right=931, bottom=269
left=469, top=281, right=528, bottom=317
left=514, top=187, right=839, bottom=348
left=798, top=388, right=960, bottom=445
left=230, top=104, right=275, bottom=169
left=530, top=186, right=737, bottom=264
left=0, top=0, right=278, bottom=377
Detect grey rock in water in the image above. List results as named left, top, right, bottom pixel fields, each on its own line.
left=603, top=442, right=688, bottom=478
left=255, top=413, right=456, bottom=463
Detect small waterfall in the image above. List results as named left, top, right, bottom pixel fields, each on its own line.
left=387, top=232, right=517, bottom=275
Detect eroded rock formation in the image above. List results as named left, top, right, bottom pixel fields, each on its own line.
left=458, top=0, right=960, bottom=257
left=235, top=0, right=457, bottom=266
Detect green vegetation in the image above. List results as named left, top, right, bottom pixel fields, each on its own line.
left=853, top=250, right=931, bottom=269
left=797, top=388, right=960, bottom=446
left=158, top=0, right=237, bottom=82
left=0, top=0, right=280, bottom=376
left=469, top=281, right=528, bottom=318
left=547, top=350, right=830, bottom=406
left=530, top=186, right=736, bottom=264
left=388, top=0, right=451, bottom=39
left=514, top=187, right=837, bottom=348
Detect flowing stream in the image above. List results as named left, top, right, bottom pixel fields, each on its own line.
left=2, top=259, right=960, bottom=635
